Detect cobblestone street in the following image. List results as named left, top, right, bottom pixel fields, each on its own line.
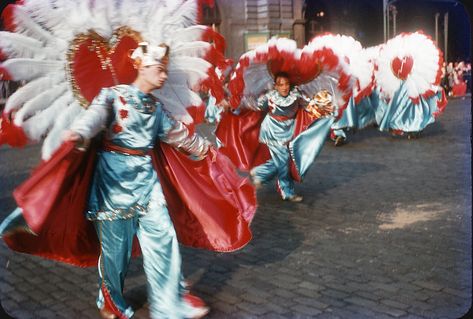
left=0, top=96, right=471, bottom=318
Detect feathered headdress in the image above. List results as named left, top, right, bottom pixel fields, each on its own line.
left=130, top=42, right=169, bottom=67
left=227, top=37, right=354, bottom=117
left=308, top=33, right=374, bottom=104
left=375, top=31, right=443, bottom=103
left=0, top=0, right=227, bottom=159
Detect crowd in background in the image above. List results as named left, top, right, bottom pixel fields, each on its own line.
left=441, top=60, right=471, bottom=97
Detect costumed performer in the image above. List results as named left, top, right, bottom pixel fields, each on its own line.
left=62, top=42, right=210, bottom=319
left=374, top=31, right=448, bottom=139
left=0, top=1, right=256, bottom=319
left=216, top=37, right=354, bottom=202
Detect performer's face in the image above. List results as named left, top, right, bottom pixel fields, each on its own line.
left=141, top=62, right=168, bottom=89
left=275, top=76, right=290, bottom=97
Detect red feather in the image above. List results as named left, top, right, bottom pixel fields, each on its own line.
left=0, top=113, right=28, bottom=147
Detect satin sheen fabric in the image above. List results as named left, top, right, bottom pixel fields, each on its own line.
left=216, top=107, right=332, bottom=183
left=3, top=141, right=256, bottom=267
left=375, top=82, right=447, bottom=133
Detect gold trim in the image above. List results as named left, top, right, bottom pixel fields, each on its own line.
left=66, top=26, right=143, bottom=109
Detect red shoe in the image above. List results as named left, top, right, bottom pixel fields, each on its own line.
left=184, top=293, right=209, bottom=318
left=390, top=129, right=404, bottom=137
left=99, top=308, right=118, bottom=319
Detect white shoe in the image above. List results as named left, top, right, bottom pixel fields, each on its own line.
left=284, top=195, right=303, bottom=202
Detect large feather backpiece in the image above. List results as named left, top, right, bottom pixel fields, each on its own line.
left=228, top=37, right=354, bottom=117
left=375, top=31, right=443, bottom=103
left=0, top=0, right=226, bottom=160
left=307, top=33, right=374, bottom=105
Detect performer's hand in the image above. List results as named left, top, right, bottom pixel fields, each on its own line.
left=208, top=147, right=217, bottom=162
left=62, top=130, right=89, bottom=151
left=193, top=140, right=212, bottom=161
left=322, top=104, right=334, bottom=114
left=62, top=130, right=83, bottom=143
left=218, top=99, right=231, bottom=111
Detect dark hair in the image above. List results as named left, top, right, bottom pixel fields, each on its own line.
left=274, top=72, right=290, bottom=83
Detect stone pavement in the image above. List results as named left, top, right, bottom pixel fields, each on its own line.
left=0, top=96, right=471, bottom=318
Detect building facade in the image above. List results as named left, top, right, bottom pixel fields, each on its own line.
left=203, top=0, right=384, bottom=62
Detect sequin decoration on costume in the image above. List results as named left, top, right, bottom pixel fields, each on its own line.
left=124, top=91, right=157, bottom=114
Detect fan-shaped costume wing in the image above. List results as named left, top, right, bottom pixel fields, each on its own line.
left=376, top=31, right=443, bottom=103
left=374, top=31, right=447, bottom=134
left=0, top=0, right=226, bottom=158
left=306, top=33, right=372, bottom=105
left=311, top=34, right=377, bottom=139
left=227, top=37, right=353, bottom=113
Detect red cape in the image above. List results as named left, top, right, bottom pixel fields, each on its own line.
left=215, top=108, right=317, bottom=182
left=3, top=141, right=256, bottom=267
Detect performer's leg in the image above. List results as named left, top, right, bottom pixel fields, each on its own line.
left=250, top=158, right=278, bottom=185
left=136, top=184, right=208, bottom=319
left=94, top=218, right=136, bottom=319
left=268, top=144, right=299, bottom=200
left=0, top=207, right=31, bottom=236
left=330, top=128, right=347, bottom=146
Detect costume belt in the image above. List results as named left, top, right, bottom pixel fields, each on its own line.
left=102, top=140, right=150, bottom=156
left=269, top=113, right=294, bottom=121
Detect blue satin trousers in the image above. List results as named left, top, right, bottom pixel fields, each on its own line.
left=251, top=143, right=296, bottom=199
left=94, top=195, right=198, bottom=319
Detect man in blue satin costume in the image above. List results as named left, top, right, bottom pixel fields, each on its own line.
left=330, top=89, right=380, bottom=146
left=63, top=43, right=210, bottom=319
left=249, top=73, right=333, bottom=202
left=374, top=82, right=446, bottom=139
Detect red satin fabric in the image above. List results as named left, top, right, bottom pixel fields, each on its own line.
left=0, top=114, right=28, bottom=147
left=4, top=142, right=103, bottom=267
left=3, top=141, right=256, bottom=267
left=153, top=144, right=256, bottom=252
left=216, top=108, right=317, bottom=182
left=289, top=109, right=318, bottom=182
left=215, top=109, right=270, bottom=172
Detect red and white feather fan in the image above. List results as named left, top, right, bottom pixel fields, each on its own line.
left=228, top=37, right=354, bottom=115
left=308, top=33, right=374, bottom=104
left=375, top=31, right=443, bottom=103
left=0, top=0, right=226, bottom=159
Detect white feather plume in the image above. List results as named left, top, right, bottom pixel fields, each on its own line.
left=1, top=58, right=63, bottom=81
left=153, top=84, right=201, bottom=124
left=167, top=56, right=212, bottom=88
left=1, top=0, right=221, bottom=159
left=0, top=32, right=56, bottom=60
left=14, top=83, right=68, bottom=125
left=42, top=101, right=85, bottom=160
left=172, top=41, right=213, bottom=59
left=164, top=0, right=198, bottom=30
left=172, top=26, right=213, bottom=43
left=375, top=31, right=441, bottom=100
left=308, top=34, right=370, bottom=97
left=8, top=5, right=68, bottom=52
left=4, top=73, right=64, bottom=113
left=22, top=91, right=74, bottom=141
